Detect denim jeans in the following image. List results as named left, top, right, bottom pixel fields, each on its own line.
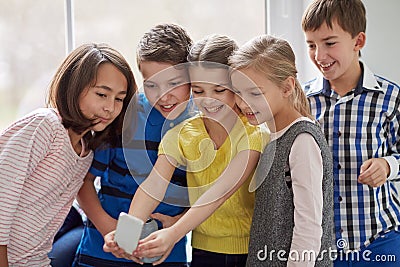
left=190, top=248, right=247, bottom=267
left=334, top=230, right=400, bottom=267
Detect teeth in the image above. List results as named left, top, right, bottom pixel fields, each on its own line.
left=319, top=62, right=334, bottom=68
left=205, top=105, right=223, bottom=113
left=162, top=104, right=174, bottom=109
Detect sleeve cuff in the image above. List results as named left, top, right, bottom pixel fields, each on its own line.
left=383, top=156, right=399, bottom=181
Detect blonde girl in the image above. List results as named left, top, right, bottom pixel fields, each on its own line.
left=229, top=35, right=333, bottom=267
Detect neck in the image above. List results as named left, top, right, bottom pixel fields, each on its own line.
left=330, top=60, right=362, bottom=97
left=267, top=108, right=302, bottom=133
left=202, top=110, right=239, bottom=149
left=68, top=128, right=87, bottom=155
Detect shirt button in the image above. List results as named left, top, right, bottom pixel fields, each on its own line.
left=169, top=122, right=174, bottom=128
left=337, top=131, right=342, bottom=137
left=338, top=196, right=343, bottom=202
left=338, top=164, right=342, bottom=170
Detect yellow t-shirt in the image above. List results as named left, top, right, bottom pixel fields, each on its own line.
left=159, top=114, right=269, bottom=254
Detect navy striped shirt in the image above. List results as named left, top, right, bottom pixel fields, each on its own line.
left=304, top=62, right=400, bottom=251
left=74, top=93, right=194, bottom=265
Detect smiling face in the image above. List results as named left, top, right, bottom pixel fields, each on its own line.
left=189, top=66, right=237, bottom=123
left=304, top=20, right=365, bottom=91
left=140, top=61, right=191, bottom=120
left=231, top=68, right=280, bottom=126
left=79, top=62, right=128, bottom=132
left=231, top=67, right=300, bottom=132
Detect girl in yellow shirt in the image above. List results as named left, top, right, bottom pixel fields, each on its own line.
left=104, top=34, right=268, bottom=267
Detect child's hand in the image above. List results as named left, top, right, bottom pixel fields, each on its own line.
left=133, top=228, right=176, bottom=265
left=103, top=230, right=142, bottom=263
left=358, top=158, right=389, bottom=187
left=150, top=212, right=184, bottom=228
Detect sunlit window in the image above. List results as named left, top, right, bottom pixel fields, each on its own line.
left=0, top=0, right=264, bottom=131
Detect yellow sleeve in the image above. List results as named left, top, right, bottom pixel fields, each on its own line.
left=158, top=123, right=186, bottom=166
left=237, top=121, right=270, bottom=153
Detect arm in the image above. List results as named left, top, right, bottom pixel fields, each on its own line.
left=0, top=245, right=9, bottom=266
left=76, top=172, right=117, bottom=236
left=134, top=149, right=260, bottom=263
left=358, top=91, right=400, bottom=187
left=0, top=112, right=52, bottom=264
left=128, top=154, right=177, bottom=222
left=288, top=133, right=323, bottom=267
left=103, top=155, right=176, bottom=257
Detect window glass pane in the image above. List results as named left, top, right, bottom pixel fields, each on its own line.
left=1, top=1, right=264, bottom=132
left=74, top=0, right=265, bottom=86
left=0, top=1, right=65, bottom=131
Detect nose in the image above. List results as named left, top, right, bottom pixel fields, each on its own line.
left=235, top=94, right=247, bottom=110
left=104, top=98, right=115, bottom=113
left=314, top=46, right=326, bottom=62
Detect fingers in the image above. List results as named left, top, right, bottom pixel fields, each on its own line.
left=152, top=246, right=173, bottom=265
left=358, top=158, right=388, bottom=187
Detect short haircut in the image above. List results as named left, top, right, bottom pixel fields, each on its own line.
left=302, top=0, right=366, bottom=38
left=137, top=23, right=193, bottom=67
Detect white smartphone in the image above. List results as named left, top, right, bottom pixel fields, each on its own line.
left=114, top=212, right=144, bottom=254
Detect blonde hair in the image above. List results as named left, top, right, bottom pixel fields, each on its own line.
left=229, top=35, right=312, bottom=119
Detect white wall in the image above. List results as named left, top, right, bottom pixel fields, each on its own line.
left=266, top=0, right=400, bottom=84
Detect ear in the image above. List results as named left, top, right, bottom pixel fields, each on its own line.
left=354, top=32, right=366, bottom=51
left=282, top=77, right=295, bottom=97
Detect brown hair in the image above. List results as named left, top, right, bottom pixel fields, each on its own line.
left=229, top=35, right=312, bottom=119
left=302, top=0, right=366, bottom=38
left=137, top=23, right=193, bottom=67
left=188, top=34, right=238, bottom=67
left=47, top=43, right=136, bottom=150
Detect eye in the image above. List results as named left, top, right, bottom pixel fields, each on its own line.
left=144, top=82, right=157, bottom=89
left=215, top=88, right=227, bottom=93
left=96, top=93, right=107, bottom=98
left=115, top=97, right=124, bottom=102
left=169, top=81, right=182, bottom=87
left=250, top=92, right=263, bottom=96
left=326, top=42, right=336, bottom=47
left=192, top=90, right=203, bottom=95
left=308, top=43, right=316, bottom=49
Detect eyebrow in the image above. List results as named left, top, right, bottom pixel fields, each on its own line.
left=306, top=35, right=338, bottom=43
left=95, top=85, right=127, bottom=95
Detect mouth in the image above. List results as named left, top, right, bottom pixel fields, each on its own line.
left=96, top=117, right=112, bottom=124
left=204, top=105, right=224, bottom=113
left=318, top=61, right=335, bottom=71
left=159, top=103, right=176, bottom=112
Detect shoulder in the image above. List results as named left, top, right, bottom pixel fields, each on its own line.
left=362, top=62, right=400, bottom=95
left=171, top=115, right=203, bottom=134
left=2, top=108, right=62, bottom=136
left=239, top=115, right=269, bottom=140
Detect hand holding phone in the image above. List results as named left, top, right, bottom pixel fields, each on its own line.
left=114, top=212, right=144, bottom=254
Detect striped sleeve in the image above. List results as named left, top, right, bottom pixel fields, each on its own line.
left=0, top=113, right=54, bottom=244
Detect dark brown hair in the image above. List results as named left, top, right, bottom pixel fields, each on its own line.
left=47, top=43, right=137, bottom=150
left=302, top=0, right=366, bottom=38
left=137, top=23, right=193, bottom=67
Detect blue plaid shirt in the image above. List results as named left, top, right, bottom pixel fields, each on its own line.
left=304, top=62, right=400, bottom=251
